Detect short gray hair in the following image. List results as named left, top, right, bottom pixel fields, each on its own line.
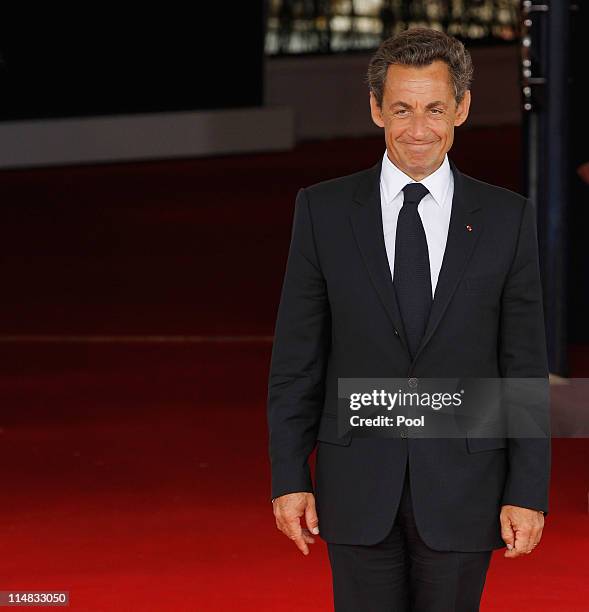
left=367, top=27, right=473, bottom=108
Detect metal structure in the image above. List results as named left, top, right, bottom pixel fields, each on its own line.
left=521, top=0, right=578, bottom=375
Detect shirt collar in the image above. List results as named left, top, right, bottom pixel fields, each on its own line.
left=380, top=150, right=452, bottom=209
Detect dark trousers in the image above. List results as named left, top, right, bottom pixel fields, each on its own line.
left=326, top=466, right=492, bottom=612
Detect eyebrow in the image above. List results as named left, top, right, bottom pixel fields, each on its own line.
left=390, top=100, right=448, bottom=109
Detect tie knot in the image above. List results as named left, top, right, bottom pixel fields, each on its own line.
left=402, top=182, right=429, bottom=206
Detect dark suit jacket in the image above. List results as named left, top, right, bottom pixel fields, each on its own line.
left=267, top=157, right=550, bottom=551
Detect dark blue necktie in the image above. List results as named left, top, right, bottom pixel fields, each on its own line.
left=393, top=182, right=432, bottom=359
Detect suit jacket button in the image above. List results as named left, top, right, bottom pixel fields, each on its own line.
left=408, top=377, right=418, bottom=388
left=400, top=431, right=408, bottom=439
left=394, top=329, right=399, bottom=336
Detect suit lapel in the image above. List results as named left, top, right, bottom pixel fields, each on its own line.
left=350, top=159, right=410, bottom=354
left=350, top=157, right=483, bottom=365
left=411, top=158, right=483, bottom=363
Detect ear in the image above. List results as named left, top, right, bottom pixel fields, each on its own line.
left=369, top=92, right=385, bottom=128
left=454, top=90, right=471, bottom=127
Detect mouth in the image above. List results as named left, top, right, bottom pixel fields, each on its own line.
left=404, top=142, right=436, bottom=147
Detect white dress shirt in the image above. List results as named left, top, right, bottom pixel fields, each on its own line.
left=380, top=150, right=454, bottom=297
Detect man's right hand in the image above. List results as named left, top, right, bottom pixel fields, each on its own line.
left=272, top=492, right=319, bottom=555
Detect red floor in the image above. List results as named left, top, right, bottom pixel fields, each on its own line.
left=0, top=341, right=588, bottom=611
left=1, top=131, right=588, bottom=610
left=0, top=343, right=278, bottom=611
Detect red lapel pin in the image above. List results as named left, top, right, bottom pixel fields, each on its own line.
left=466, top=224, right=473, bottom=232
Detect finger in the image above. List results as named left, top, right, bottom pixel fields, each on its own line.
left=304, top=498, right=320, bottom=535
left=277, top=522, right=314, bottom=549
left=528, top=527, right=543, bottom=552
left=504, top=539, right=527, bottom=558
left=293, top=535, right=310, bottom=555
left=500, top=521, right=515, bottom=552
left=277, top=520, right=314, bottom=543
left=502, top=521, right=527, bottom=558
left=283, top=517, right=309, bottom=553
left=532, top=528, right=543, bottom=548
left=526, top=541, right=540, bottom=555
left=514, top=528, right=533, bottom=555
left=286, top=524, right=309, bottom=555
left=301, top=528, right=316, bottom=544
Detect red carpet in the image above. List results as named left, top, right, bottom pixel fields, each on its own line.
left=0, top=341, right=587, bottom=611
left=0, top=130, right=587, bottom=610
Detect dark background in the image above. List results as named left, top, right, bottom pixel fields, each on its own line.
left=568, top=1, right=589, bottom=345
left=0, top=6, right=265, bottom=120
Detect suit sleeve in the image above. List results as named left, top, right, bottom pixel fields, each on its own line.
left=267, top=188, right=331, bottom=501
left=499, top=197, right=551, bottom=514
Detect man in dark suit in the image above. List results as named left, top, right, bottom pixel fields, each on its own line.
left=267, top=27, right=549, bottom=611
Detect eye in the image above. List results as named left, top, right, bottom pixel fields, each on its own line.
left=394, top=110, right=409, bottom=116
left=430, top=108, right=443, bottom=114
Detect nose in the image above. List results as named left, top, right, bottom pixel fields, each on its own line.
left=407, top=113, right=428, bottom=140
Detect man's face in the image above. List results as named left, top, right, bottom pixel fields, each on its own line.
left=370, top=60, right=470, bottom=180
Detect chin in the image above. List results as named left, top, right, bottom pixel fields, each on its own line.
left=409, top=156, right=439, bottom=170
left=406, top=158, right=430, bottom=171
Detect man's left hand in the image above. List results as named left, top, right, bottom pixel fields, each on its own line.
left=500, top=505, right=545, bottom=558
